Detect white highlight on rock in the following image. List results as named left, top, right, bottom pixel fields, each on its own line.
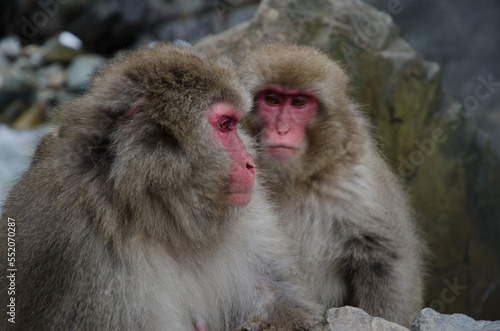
left=58, top=31, right=83, bottom=51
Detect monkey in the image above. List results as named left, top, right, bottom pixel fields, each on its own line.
left=237, top=43, right=426, bottom=327
left=0, top=44, right=325, bottom=331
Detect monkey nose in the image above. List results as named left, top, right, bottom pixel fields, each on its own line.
left=246, top=161, right=255, bottom=174
left=277, top=129, right=289, bottom=135
left=276, top=122, right=290, bottom=135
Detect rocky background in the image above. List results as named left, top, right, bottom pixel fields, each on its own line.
left=1, top=0, right=499, bottom=327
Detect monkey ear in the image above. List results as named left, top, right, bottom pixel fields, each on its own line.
left=123, top=104, right=141, bottom=119
left=118, top=98, right=144, bottom=124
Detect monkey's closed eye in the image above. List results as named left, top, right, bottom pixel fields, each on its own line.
left=265, top=95, right=280, bottom=105
left=291, top=98, right=307, bottom=107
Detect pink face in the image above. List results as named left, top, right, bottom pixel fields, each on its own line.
left=256, top=88, right=318, bottom=161
left=208, top=103, right=255, bottom=207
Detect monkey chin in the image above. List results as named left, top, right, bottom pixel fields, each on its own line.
left=267, top=146, right=301, bottom=161
left=227, top=191, right=253, bottom=207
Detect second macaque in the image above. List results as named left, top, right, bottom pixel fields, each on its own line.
left=238, top=43, right=425, bottom=326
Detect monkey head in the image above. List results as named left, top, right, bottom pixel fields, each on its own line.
left=239, top=44, right=366, bottom=181
left=255, top=87, right=317, bottom=161
left=207, top=102, right=255, bottom=206
left=55, top=44, right=255, bottom=243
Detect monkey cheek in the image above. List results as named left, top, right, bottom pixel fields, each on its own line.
left=227, top=166, right=255, bottom=207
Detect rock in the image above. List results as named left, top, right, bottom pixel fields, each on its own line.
left=34, top=88, right=76, bottom=121
left=12, top=103, right=45, bottom=130
left=0, top=36, right=22, bottom=59
left=65, top=54, right=106, bottom=92
left=0, top=58, right=36, bottom=111
left=157, top=12, right=223, bottom=44
left=39, top=32, right=83, bottom=63
left=0, top=124, right=53, bottom=211
left=36, top=63, right=66, bottom=89
left=22, top=44, right=41, bottom=58
left=0, top=55, right=9, bottom=73
left=410, top=308, right=500, bottom=331
left=227, top=6, right=260, bottom=28
left=7, top=0, right=259, bottom=54
left=0, top=100, right=27, bottom=124
left=367, top=0, right=500, bottom=156
left=195, top=0, right=500, bottom=320
left=327, top=307, right=408, bottom=331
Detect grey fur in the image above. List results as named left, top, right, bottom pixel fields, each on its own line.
left=239, top=43, right=426, bottom=327
left=0, top=44, right=323, bottom=330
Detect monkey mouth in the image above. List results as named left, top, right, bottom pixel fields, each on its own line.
left=228, top=189, right=253, bottom=196
left=266, top=145, right=299, bottom=150
left=266, top=145, right=300, bottom=160
left=227, top=190, right=253, bottom=207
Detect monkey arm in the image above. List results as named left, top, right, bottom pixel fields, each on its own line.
left=337, top=209, right=424, bottom=327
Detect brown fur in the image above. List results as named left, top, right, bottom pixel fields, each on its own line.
left=239, top=43, right=425, bottom=326
left=0, top=44, right=323, bottom=330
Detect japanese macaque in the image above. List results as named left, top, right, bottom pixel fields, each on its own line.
left=0, top=44, right=324, bottom=331
left=238, top=43, right=425, bottom=326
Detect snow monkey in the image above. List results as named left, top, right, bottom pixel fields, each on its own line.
left=238, top=43, right=425, bottom=326
left=0, top=44, right=325, bottom=331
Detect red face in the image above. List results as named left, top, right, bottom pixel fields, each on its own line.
left=256, top=88, right=318, bottom=161
left=208, top=103, right=255, bottom=207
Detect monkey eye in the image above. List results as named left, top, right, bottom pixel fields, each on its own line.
left=291, top=98, right=307, bottom=107
left=219, top=119, right=235, bottom=132
left=265, top=95, right=280, bottom=105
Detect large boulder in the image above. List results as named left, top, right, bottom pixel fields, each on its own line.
left=410, top=308, right=500, bottom=331
left=195, top=0, right=500, bottom=320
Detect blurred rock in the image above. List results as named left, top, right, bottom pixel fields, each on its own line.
left=36, top=63, right=66, bottom=88
left=35, top=88, right=76, bottom=121
left=7, top=0, right=259, bottom=54
left=0, top=124, right=54, bottom=211
left=12, top=103, right=45, bottom=130
left=410, top=308, right=500, bottom=331
left=0, top=36, right=22, bottom=59
left=327, top=307, right=408, bottom=331
left=37, top=88, right=74, bottom=106
left=227, top=6, right=260, bottom=28
left=0, top=55, right=8, bottom=72
left=22, top=44, right=40, bottom=57
left=65, top=54, right=106, bottom=92
left=0, top=58, right=36, bottom=111
left=39, top=32, right=83, bottom=63
left=157, top=12, right=223, bottom=43
left=366, top=0, right=500, bottom=156
left=195, top=0, right=500, bottom=320
left=0, top=100, right=27, bottom=124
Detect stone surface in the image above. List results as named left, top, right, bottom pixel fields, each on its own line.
left=410, top=308, right=500, bottom=331
left=12, top=103, right=45, bottom=130
left=65, top=54, right=106, bottom=92
left=366, top=0, right=500, bottom=156
left=195, top=0, right=500, bottom=320
left=39, top=33, right=82, bottom=63
left=327, top=307, right=408, bottom=331
left=36, top=63, right=66, bottom=88
left=0, top=35, right=21, bottom=59
left=0, top=57, right=36, bottom=113
left=7, top=0, right=259, bottom=54
left=0, top=123, right=54, bottom=213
